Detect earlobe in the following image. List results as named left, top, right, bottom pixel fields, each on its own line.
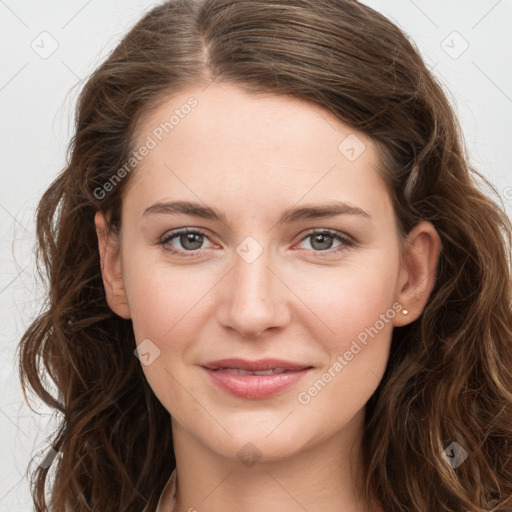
left=393, top=221, right=441, bottom=327
left=94, top=211, right=131, bottom=319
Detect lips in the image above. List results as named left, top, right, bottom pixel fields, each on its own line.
left=201, top=358, right=312, bottom=399
left=203, top=358, right=310, bottom=371
left=217, top=368, right=289, bottom=376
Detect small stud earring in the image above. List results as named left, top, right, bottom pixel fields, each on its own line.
left=402, top=309, right=409, bottom=315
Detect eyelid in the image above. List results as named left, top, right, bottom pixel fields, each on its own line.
left=161, top=226, right=209, bottom=240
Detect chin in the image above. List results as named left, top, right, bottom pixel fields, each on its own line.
left=194, top=414, right=323, bottom=465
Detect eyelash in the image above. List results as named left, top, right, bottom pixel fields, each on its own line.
left=158, top=227, right=356, bottom=259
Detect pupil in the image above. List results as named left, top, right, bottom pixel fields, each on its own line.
left=182, top=233, right=202, bottom=250
left=313, top=234, right=332, bottom=250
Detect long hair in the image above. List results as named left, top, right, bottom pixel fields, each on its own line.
left=18, top=0, right=512, bottom=510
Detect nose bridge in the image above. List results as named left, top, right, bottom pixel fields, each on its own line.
left=234, top=248, right=273, bottom=301
left=218, top=236, right=288, bottom=337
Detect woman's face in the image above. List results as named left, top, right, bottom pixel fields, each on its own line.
left=97, top=82, right=437, bottom=465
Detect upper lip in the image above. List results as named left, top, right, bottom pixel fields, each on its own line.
left=202, top=358, right=312, bottom=371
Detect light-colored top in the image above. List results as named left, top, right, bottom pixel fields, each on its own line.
left=155, top=469, right=177, bottom=512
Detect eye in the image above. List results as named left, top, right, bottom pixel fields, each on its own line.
left=159, top=227, right=213, bottom=257
left=295, top=229, right=355, bottom=257
left=158, top=227, right=356, bottom=258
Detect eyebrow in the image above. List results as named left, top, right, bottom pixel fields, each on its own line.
left=142, top=200, right=370, bottom=224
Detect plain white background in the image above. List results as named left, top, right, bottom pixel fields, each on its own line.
left=1, top=1, right=511, bottom=510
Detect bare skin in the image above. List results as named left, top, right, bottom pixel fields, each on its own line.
left=95, top=82, right=441, bottom=512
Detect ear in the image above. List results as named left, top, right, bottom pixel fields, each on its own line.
left=393, top=221, right=441, bottom=327
left=94, top=211, right=131, bottom=319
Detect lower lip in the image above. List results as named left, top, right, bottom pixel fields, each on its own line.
left=202, top=367, right=311, bottom=399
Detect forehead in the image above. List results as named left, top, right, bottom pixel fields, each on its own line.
left=124, top=83, right=391, bottom=221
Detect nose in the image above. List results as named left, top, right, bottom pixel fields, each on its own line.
left=216, top=247, right=291, bottom=339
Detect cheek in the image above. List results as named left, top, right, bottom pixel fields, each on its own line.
left=123, top=249, right=214, bottom=343
left=291, top=254, right=400, bottom=345
left=123, top=259, right=211, bottom=416
left=291, top=257, right=398, bottom=416
left=294, top=277, right=396, bottom=441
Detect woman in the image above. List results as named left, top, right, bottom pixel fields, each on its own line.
left=18, top=0, right=512, bottom=511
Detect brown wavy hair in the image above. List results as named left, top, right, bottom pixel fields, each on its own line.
left=18, top=0, right=512, bottom=510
